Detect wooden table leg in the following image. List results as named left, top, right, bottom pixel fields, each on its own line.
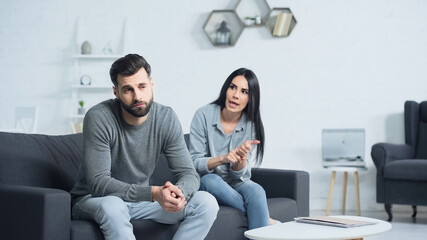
left=326, top=171, right=336, bottom=216
left=342, top=171, right=348, bottom=215
left=354, top=171, right=361, bottom=216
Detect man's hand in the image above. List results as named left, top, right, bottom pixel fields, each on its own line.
left=152, top=181, right=187, bottom=212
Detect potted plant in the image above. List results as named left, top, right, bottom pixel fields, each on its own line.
left=78, top=100, right=85, bottom=115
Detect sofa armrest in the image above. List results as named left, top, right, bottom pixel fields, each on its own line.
left=371, top=143, right=414, bottom=175
left=251, top=168, right=309, bottom=217
left=0, top=184, right=71, bottom=240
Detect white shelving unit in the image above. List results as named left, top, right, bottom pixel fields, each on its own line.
left=70, top=17, right=129, bottom=132
left=71, top=55, right=118, bottom=117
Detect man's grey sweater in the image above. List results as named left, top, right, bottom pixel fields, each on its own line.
left=70, top=99, right=199, bottom=204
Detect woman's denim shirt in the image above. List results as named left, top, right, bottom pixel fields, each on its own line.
left=189, top=104, right=257, bottom=188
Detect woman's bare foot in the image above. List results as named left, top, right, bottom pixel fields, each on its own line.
left=269, top=218, right=279, bottom=225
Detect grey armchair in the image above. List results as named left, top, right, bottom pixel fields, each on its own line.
left=371, top=100, right=427, bottom=221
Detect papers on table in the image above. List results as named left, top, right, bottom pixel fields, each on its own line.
left=294, top=216, right=378, bottom=228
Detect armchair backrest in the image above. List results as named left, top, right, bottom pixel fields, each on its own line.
left=405, top=101, right=427, bottom=159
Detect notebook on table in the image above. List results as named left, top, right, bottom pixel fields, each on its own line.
left=294, top=216, right=378, bottom=228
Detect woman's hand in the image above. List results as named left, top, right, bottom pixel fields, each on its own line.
left=235, top=140, right=260, bottom=161
left=221, top=148, right=242, bottom=164
left=207, top=149, right=241, bottom=171
left=208, top=140, right=260, bottom=171
left=231, top=140, right=260, bottom=171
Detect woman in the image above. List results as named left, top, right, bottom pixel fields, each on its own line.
left=190, top=68, right=276, bottom=230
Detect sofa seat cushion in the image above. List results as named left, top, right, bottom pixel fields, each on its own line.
left=206, top=197, right=297, bottom=240
left=70, top=220, right=104, bottom=240
left=132, top=219, right=179, bottom=239
left=268, top=198, right=298, bottom=222
left=69, top=198, right=297, bottom=240
left=205, top=205, right=248, bottom=240
left=384, top=159, right=427, bottom=181
left=71, top=219, right=180, bottom=240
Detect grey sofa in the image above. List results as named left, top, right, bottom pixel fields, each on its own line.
left=371, top=100, right=427, bottom=221
left=0, top=132, right=309, bottom=240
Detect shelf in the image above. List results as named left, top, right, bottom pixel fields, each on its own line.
left=203, top=10, right=244, bottom=47
left=70, top=114, right=85, bottom=119
left=72, top=85, right=112, bottom=90
left=72, top=54, right=122, bottom=60
left=235, top=0, right=270, bottom=27
left=203, top=2, right=297, bottom=46
left=266, top=8, right=297, bottom=37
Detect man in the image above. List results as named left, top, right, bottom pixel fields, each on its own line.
left=70, top=54, right=219, bottom=240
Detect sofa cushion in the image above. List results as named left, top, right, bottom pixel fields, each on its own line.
left=384, top=159, right=427, bottom=181
left=132, top=220, right=179, bottom=240
left=0, top=132, right=82, bottom=191
left=149, top=153, right=177, bottom=186
left=0, top=132, right=176, bottom=192
left=415, top=122, right=427, bottom=158
left=268, top=198, right=298, bottom=222
left=70, top=221, right=104, bottom=240
left=205, top=205, right=247, bottom=240
left=71, top=219, right=180, bottom=240
left=419, top=101, right=427, bottom=122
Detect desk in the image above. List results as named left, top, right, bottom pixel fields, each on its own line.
left=325, top=167, right=366, bottom=216
left=244, top=215, right=391, bottom=240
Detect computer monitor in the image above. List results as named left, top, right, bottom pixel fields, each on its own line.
left=322, top=129, right=365, bottom=168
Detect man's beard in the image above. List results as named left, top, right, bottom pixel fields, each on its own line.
left=119, top=96, right=153, bottom=118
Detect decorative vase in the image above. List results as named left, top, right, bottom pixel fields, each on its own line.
left=81, top=41, right=92, bottom=55
left=78, top=107, right=86, bottom=115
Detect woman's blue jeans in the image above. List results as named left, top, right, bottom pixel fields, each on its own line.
left=200, top=173, right=270, bottom=230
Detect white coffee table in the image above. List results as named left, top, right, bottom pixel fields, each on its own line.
left=244, top=216, right=391, bottom=240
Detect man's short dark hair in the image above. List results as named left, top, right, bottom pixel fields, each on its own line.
left=109, top=54, right=151, bottom=88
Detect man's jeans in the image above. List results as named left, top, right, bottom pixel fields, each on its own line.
left=72, top=191, right=218, bottom=240
left=200, top=173, right=269, bottom=230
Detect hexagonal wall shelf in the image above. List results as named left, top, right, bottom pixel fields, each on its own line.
left=203, top=2, right=297, bottom=46
left=203, top=10, right=244, bottom=47
left=266, top=8, right=297, bottom=37
left=235, top=0, right=270, bottom=27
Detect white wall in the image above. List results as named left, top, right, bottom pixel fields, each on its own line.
left=1, top=0, right=427, bottom=213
